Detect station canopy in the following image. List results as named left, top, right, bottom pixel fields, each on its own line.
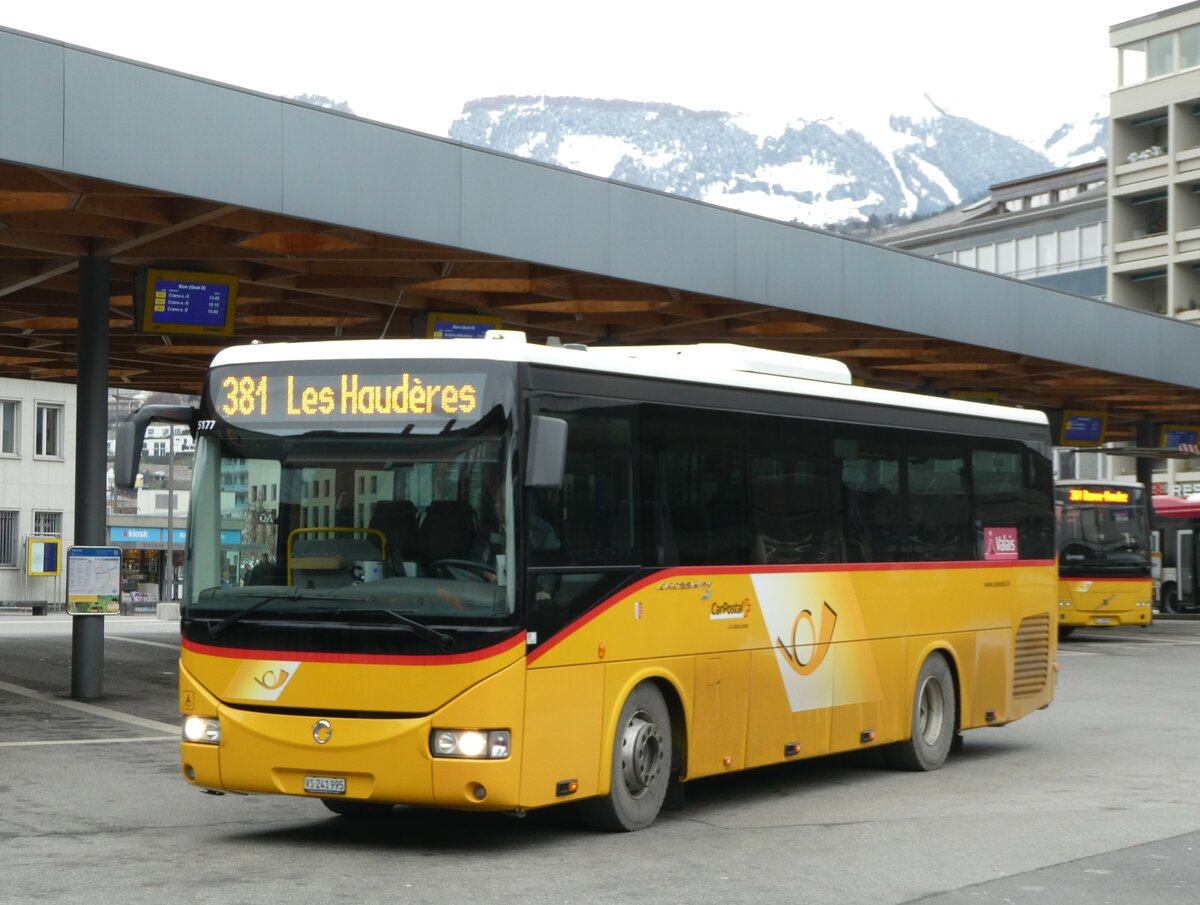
left=1, top=26, right=1199, bottom=443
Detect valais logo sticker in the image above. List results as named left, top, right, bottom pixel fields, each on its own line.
left=983, top=527, right=1019, bottom=561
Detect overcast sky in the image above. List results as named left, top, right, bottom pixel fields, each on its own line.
left=0, top=1, right=1178, bottom=141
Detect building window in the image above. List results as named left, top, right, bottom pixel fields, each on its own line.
left=1017, top=236, right=1037, bottom=278
left=1028, top=192, right=1051, bottom=209
left=35, top=404, right=63, bottom=458
left=977, top=244, right=996, bottom=273
left=1037, top=233, right=1058, bottom=273
left=1081, top=224, right=1103, bottom=263
left=1057, top=186, right=1080, bottom=202
left=1183, top=25, right=1200, bottom=69
left=957, top=247, right=977, bottom=269
left=0, top=400, right=17, bottom=455
left=1003, top=198, right=1025, bottom=213
left=0, top=510, right=18, bottom=567
left=33, top=511, right=62, bottom=535
left=1149, top=33, right=1175, bottom=80
left=996, top=240, right=1016, bottom=276
left=1121, top=42, right=1148, bottom=86
left=1059, top=229, right=1080, bottom=266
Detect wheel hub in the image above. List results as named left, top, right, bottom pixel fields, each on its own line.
left=619, top=711, right=664, bottom=799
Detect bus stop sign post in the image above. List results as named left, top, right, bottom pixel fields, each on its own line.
left=66, top=545, right=122, bottom=699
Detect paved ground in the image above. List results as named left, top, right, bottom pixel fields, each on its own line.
left=1, top=613, right=1199, bottom=905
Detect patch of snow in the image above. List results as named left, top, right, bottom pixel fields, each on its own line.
left=554, top=134, right=640, bottom=178
left=909, top=156, right=960, bottom=206
left=754, top=159, right=846, bottom=197
left=513, top=132, right=550, bottom=158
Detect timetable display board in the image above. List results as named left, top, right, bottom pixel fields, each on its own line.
left=135, top=269, right=238, bottom=336
left=426, top=312, right=502, bottom=339
left=1058, top=410, right=1107, bottom=447
left=1160, top=423, right=1200, bottom=449
left=65, top=546, right=122, bottom=615
left=27, top=536, right=61, bottom=576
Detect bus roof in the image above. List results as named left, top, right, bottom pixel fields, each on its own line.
left=211, top=331, right=1048, bottom=428
left=1153, top=495, right=1200, bottom=519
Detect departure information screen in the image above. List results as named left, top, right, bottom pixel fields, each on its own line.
left=206, top=362, right=501, bottom=432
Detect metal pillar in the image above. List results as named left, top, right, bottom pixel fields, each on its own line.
left=71, top=256, right=110, bottom=700
left=1136, top=420, right=1156, bottom=494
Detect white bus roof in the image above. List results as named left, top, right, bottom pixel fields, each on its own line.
left=211, top=331, right=1048, bottom=428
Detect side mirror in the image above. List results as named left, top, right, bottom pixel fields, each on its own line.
left=525, top=416, right=567, bottom=489
left=113, top=405, right=199, bottom=490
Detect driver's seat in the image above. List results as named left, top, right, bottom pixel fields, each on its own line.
left=418, top=500, right=477, bottom=563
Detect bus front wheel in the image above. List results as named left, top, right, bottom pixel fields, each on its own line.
left=1161, top=584, right=1181, bottom=615
left=884, top=653, right=956, bottom=772
left=580, top=682, right=672, bottom=832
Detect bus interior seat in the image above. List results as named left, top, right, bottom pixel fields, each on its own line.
left=369, top=499, right=420, bottom=562
left=418, top=500, right=477, bottom=563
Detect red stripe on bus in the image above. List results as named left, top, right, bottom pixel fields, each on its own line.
left=526, top=559, right=1056, bottom=664
left=181, top=631, right=525, bottom=666
left=1058, top=576, right=1150, bottom=583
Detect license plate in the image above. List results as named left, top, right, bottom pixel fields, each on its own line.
left=304, top=775, right=346, bottom=795
left=1094, top=617, right=1111, bottom=625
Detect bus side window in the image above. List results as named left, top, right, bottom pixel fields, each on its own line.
left=640, top=405, right=747, bottom=566
left=836, top=426, right=904, bottom=563
left=748, top=414, right=836, bottom=564
left=905, top=435, right=970, bottom=561
left=972, top=442, right=1054, bottom=560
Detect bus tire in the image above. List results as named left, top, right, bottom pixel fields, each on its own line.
left=884, top=653, right=956, bottom=772
left=579, top=682, right=672, bottom=832
left=321, top=798, right=394, bottom=819
left=1161, top=584, right=1180, bottom=615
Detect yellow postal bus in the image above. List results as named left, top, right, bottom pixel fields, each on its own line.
left=116, top=332, right=1057, bottom=831
left=1054, top=480, right=1153, bottom=637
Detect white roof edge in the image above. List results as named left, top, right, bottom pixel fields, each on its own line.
left=210, top=335, right=1047, bottom=428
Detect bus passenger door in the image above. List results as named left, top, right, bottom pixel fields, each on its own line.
left=1179, top=529, right=1195, bottom=608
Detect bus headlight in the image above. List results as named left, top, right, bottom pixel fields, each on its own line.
left=430, top=729, right=510, bottom=759
left=182, top=716, right=221, bottom=744
left=1058, top=599, right=1072, bottom=607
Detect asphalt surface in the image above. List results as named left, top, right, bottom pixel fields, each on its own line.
left=2, top=612, right=1199, bottom=905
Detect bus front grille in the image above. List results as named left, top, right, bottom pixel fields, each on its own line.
left=1013, top=613, right=1051, bottom=697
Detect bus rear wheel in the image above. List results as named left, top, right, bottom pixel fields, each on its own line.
left=884, top=654, right=955, bottom=772
left=579, top=682, right=672, bottom=832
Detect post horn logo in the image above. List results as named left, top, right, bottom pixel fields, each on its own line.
left=312, top=719, right=333, bottom=745
left=253, top=668, right=290, bottom=691
left=776, top=601, right=838, bottom=677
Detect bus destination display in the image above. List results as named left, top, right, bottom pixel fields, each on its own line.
left=1067, top=487, right=1132, bottom=504
left=210, top=366, right=488, bottom=430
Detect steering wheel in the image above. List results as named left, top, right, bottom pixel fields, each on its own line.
left=429, top=559, right=493, bottom=582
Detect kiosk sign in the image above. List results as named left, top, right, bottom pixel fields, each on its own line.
left=66, top=546, right=123, bottom=615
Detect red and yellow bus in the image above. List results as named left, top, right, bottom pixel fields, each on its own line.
left=116, top=332, right=1057, bottom=831
left=1053, top=481, right=1152, bottom=637
left=1151, top=494, right=1200, bottom=614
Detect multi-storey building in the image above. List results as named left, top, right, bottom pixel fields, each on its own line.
left=1110, top=2, right=1200, bottom=317
left=876, top=160, right=1109, bottom=299
left=0, top=377, right=75, bottom=605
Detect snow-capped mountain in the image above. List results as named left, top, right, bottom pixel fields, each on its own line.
left=449, top=96, right=1107, bottom=229
left=1041, top=112, right=1108, bottom=167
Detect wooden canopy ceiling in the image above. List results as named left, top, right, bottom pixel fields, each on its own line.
left=0, top=159, right=1195, bottom=440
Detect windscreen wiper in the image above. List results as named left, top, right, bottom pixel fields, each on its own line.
left=204, top=591, right=352, bottom=638
left=333, top=608, right=455, bottom=650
